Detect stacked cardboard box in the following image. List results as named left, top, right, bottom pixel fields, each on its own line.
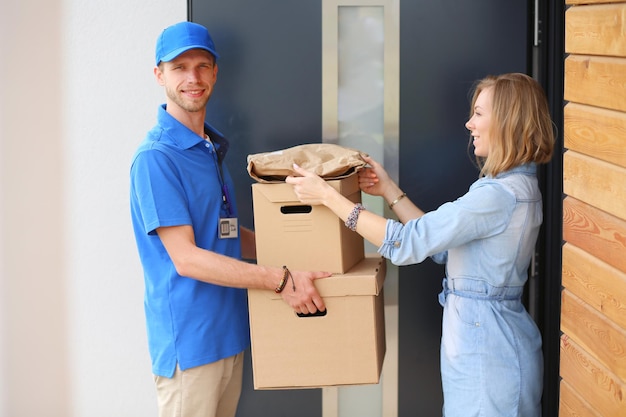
left=251, top=175, right=364, bottom=273
left=248, top=255, right=386, bottom=389
left=249, top=174, right=387, bottom=389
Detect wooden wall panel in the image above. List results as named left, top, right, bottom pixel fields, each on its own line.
left=564, top=55, right=626, bottom=112
left=560, top=335, right=626, bottom=416
left=559, top=380, right=602, bottom=417
left=566, top=4, right=626, bottom=57
left=563, top=196, right=626, bottom=274
left=562, top=243, right=626, bottom=330
left=561, top=289, right=626, bottom=380
left=562, top=2, right=626, bottom=416
left=567, top=0, right=622, bottom=4
left=564, top=103, right=626, bottom=169
left=563, top=150, right=626, bottom=220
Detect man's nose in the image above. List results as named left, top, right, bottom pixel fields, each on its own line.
left=187, top=69, right=201, bottom=82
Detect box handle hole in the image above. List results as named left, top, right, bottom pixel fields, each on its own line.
left=280, top=205, right=312, bottom=214
left=296, top=309, right=327, bottom=318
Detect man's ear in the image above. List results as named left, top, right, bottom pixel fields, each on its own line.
left=154, top=66, right=165, bottom=86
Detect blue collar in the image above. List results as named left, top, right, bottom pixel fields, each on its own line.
left=157, top=104, right=230, bottom=162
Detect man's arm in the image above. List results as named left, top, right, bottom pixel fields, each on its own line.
left=239, top=226, right=256, bottom=260
left=156, top=225, right=328, bottom=314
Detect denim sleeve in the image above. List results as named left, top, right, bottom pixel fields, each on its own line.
left=430, top=251, right=448, bottom=265
left=378, top=181, right=516, bottom=266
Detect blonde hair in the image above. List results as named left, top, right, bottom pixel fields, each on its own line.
left=469, top=73, right=555, bottom=177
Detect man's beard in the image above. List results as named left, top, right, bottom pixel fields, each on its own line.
left=165, top=85, right=210, bottom=113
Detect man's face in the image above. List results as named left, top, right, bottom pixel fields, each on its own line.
left=155, top=49, right=218, bottom=114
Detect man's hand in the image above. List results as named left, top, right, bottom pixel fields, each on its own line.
left=279, top=269, right=331, bottom=315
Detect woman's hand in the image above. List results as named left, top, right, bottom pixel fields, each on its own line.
left=358, top=155, right=395, bottom=197
left=285, top=163, right=334, bottom=205
left=288, top=161, right=390, bottom=248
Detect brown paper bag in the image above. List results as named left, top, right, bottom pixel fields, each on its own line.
left=247, top=143, right=367, bottom=183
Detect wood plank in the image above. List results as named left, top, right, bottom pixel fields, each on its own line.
left=560, top=334, right=626, bottom=416
left=563, top=150, right=626, bottom=220
left=566, top=4, right=626, bottom=57
left=564, top=103, right=626, bottom=169
left=561, top=289, right=626, bottom=380
left=563, top=243, right=626, bottom=330
left=563, top=196, right=626, bottom=274
left=567, top=0, right=624, bottom=4
left=560, top=379, right=602, bottom=417
left=565, top=55, right=626, bottom=112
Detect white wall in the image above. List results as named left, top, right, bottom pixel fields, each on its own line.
left=0, top=1, right=185, bottom=416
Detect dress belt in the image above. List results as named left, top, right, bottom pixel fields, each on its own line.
left=439, top=277, right=523, bottom=306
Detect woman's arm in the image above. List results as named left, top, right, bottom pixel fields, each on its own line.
left=358, top=155, right=424, bottom=223
left=286, top=163, right=388, bottom=247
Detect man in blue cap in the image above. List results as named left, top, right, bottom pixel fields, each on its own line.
left=130, top=21, right=330, bottom=417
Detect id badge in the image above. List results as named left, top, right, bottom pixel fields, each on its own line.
left=219, top=217, right=238, bottom=239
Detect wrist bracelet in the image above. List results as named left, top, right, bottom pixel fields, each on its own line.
left=345, top=203, right=365, bottom=232
left=275, top=265, right=295, bottom=293
left=388, top=192, right=406, bottom=209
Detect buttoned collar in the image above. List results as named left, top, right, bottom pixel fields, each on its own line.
left=157, top=104, right=229, bottom=162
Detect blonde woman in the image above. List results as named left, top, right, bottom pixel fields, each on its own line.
left=286, top=73, right=555, bottom=416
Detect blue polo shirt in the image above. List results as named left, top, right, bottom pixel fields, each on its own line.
left=130, top=104, right=250, bottom=378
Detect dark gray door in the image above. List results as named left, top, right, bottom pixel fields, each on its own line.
left=192, top=2, right=324, bottom=416
left=396, top=2, right=528, bottom=415
left=192, top=1, right=529, bottom=415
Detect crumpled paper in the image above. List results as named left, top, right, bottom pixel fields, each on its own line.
left=247, top=143, right=367, bottom=183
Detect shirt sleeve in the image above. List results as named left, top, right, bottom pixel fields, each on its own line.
left=430, top=250, right=448, bottom=265
left=131, top=149, right=192, bottom=235
left=378, top=180, right=516, bottom=266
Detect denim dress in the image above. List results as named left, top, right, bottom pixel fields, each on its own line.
left=379, top=164, right=543, bottom=417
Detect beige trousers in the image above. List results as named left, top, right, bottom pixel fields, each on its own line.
left=154, top=352, right=244, bottom=417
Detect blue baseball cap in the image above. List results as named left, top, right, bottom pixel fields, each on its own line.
left=155, top=21, right=219, bottom=66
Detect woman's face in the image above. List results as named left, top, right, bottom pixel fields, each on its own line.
left=465, top=87, right=493, bottom=158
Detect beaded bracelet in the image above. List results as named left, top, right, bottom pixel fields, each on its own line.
left=345, top=203, right=365, bottom=232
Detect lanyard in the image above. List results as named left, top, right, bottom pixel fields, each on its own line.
left=205, top=136, right=233, bottom=217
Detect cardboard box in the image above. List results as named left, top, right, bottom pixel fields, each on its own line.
left=248, top=255, right=386, bottom=389
left=252, top=175, right=365, bottom=273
